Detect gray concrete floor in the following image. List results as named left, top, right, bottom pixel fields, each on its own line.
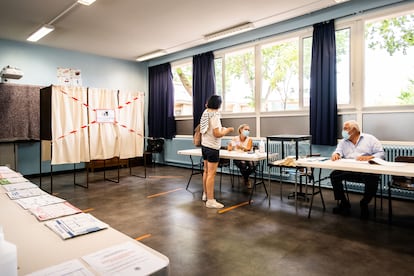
left=30, top=165, right=414, bottom=276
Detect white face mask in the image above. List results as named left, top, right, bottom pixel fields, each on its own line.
left=342, top=130, right=350, bottom=140
left=242, top=130, right=250, bottom=137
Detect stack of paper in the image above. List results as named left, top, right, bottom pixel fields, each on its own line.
left=29, top=201, right=82, bottom=221
left=6, top=187, right=46, bottom=199
left=0, top=176, right=30, bottom=185
left=45, top=213, right=109, bottom=239
left=82, top=241, right=169, bottom=275
left=14, top=194, right=66, bottom=209
left=1, top=181, right=39, bottom=192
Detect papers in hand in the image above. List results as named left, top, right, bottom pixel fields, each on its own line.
left=45, top=213, right=108, bottom=239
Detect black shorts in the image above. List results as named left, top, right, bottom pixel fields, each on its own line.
left=201, top=146, right=220, bottom=163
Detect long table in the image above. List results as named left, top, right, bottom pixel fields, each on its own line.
left=0, top=186, right=169, bottom=275
left=295, top=158, right=414, bottom=222
left=177, top=148, right=270, bottom=202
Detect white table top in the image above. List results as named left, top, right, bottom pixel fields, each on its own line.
left=295, top=158, right=414, bottom=177
left=177, top=148, right=270, bottom=162
left=0, top=192, right=169, bottom=275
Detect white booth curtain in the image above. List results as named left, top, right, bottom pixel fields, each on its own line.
left=118, top=90, right=144, bottom=159
left=88, top=88, right=120, bottom=160
left=50, top=85, right=144, bottom=165
left=51, top=86, right=90, bottom=164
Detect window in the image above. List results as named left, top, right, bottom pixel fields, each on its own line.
left=216, top=47, right=255, bottom=113
left=336, top=28, right=351, bottom=105
left=302, top=28, right=350, bottom=107
left=261, top=38, right=299, bottom=111
left=172, top=61, right=193, bottom=116
left=364, top=11, right=414, bottom=106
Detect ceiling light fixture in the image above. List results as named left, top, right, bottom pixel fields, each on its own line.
left=26, top=1, right=97, bottom=42
left=27, top=24, right=55, bottom=42
left=77, top=0, right=97, bottom=6
left=204, top=22, right=254, bottom=42
left=334, top=0, right=350, bottom=3
left=136, top=50, right=168, bottom=62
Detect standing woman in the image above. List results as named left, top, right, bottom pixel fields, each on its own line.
left=200, top=95, right=234, bottom=208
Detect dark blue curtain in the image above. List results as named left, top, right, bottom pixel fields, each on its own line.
left=193, top=51, right=216, bottom=129
left=148, top=63, right=176, bottom=139
left=310, top=20, right=338, bottom=146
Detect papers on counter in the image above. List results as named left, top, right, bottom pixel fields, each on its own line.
left=6, top=187, right=46, bottom=199
left=0, top=176, right=30, bottom=184
left=2, top=181, right=39, bottom=192
left=26, top=259, right=94, bottom=276
left=15, top=194, right=66, bottom=209
left=45, top=213, right=109, bottom=240
left=27, top=241, right=169, bottom=275
left=29, top=201, right=82, bottom=221
left=82, top=241, right=169, bottom=276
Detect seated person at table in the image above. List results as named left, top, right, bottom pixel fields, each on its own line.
left=330, top=120, right=384, bottom=219
left=228, top=124, right=256, bottom=189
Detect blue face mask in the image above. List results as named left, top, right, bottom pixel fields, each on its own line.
left=242, top=130, right=250, bottom=137
left=341, top=130, right=350, bottom=140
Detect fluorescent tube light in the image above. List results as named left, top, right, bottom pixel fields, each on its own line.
left=204, top=22, right=254, bottom=42
left=136, top=50, right=167, bottom=62
left=77, top=0, right=96, bottom=5
left=27, top=25, right=55, bottom=42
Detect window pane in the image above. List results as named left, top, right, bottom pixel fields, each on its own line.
left=364, top=12, right=414, bottom=106
left=336, top=28, right=351, bottom=105
left=302, top=29, right=350, bottom=107
left=172, top=63, right=193, bottom=116
left=215, top=58, right=223, bottom=96
left=222, top=48, right=255, bottom=112
left=261, top=38, right=299, bottom=111
left=302, top=37, right=312, bottom=107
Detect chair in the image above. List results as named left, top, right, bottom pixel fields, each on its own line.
left=387, top=156, right=414, bottom=223
left=146, top=138, right=164, bottom=166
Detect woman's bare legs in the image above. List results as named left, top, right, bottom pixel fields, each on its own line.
left=203, top=160, right=219, bottom=200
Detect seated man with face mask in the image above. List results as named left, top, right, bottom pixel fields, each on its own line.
left=228, top=124, right=256, bottom=189
left=330, top=120, right=384, bottom=220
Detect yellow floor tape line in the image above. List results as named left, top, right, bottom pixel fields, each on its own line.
left=218, top=201, right=251, bottom=214
left=135, top=233, right=152, bottom=241
left=147, top=188, right=183, bottom=198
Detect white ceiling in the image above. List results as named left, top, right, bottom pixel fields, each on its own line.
left=0, top=0, right=345, bottom=61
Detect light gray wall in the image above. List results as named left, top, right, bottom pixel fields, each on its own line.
left=364, top=113, right=414, bottom=141
left=0, top=39, right=147, bottom=175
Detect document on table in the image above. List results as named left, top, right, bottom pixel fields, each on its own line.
left=26, top=259, right=95, bottom=276
left=14, top=194, right=66, bottom=209
left=0, top=171, right=22, bottom=178
left=1, top=181, right=39, bottom=192
left=6, top=187, right=46, bottom=199
left=368, top=157, right=407, bottom=166
left=29, top=201, right=83, bottom=221
left=82, top=241, right=169, bottom=276
left=0, top=176, right=30, bottom=184
left=45, top=213, right=109, bottom=240
left=302, top=157, right=329, bottom=162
